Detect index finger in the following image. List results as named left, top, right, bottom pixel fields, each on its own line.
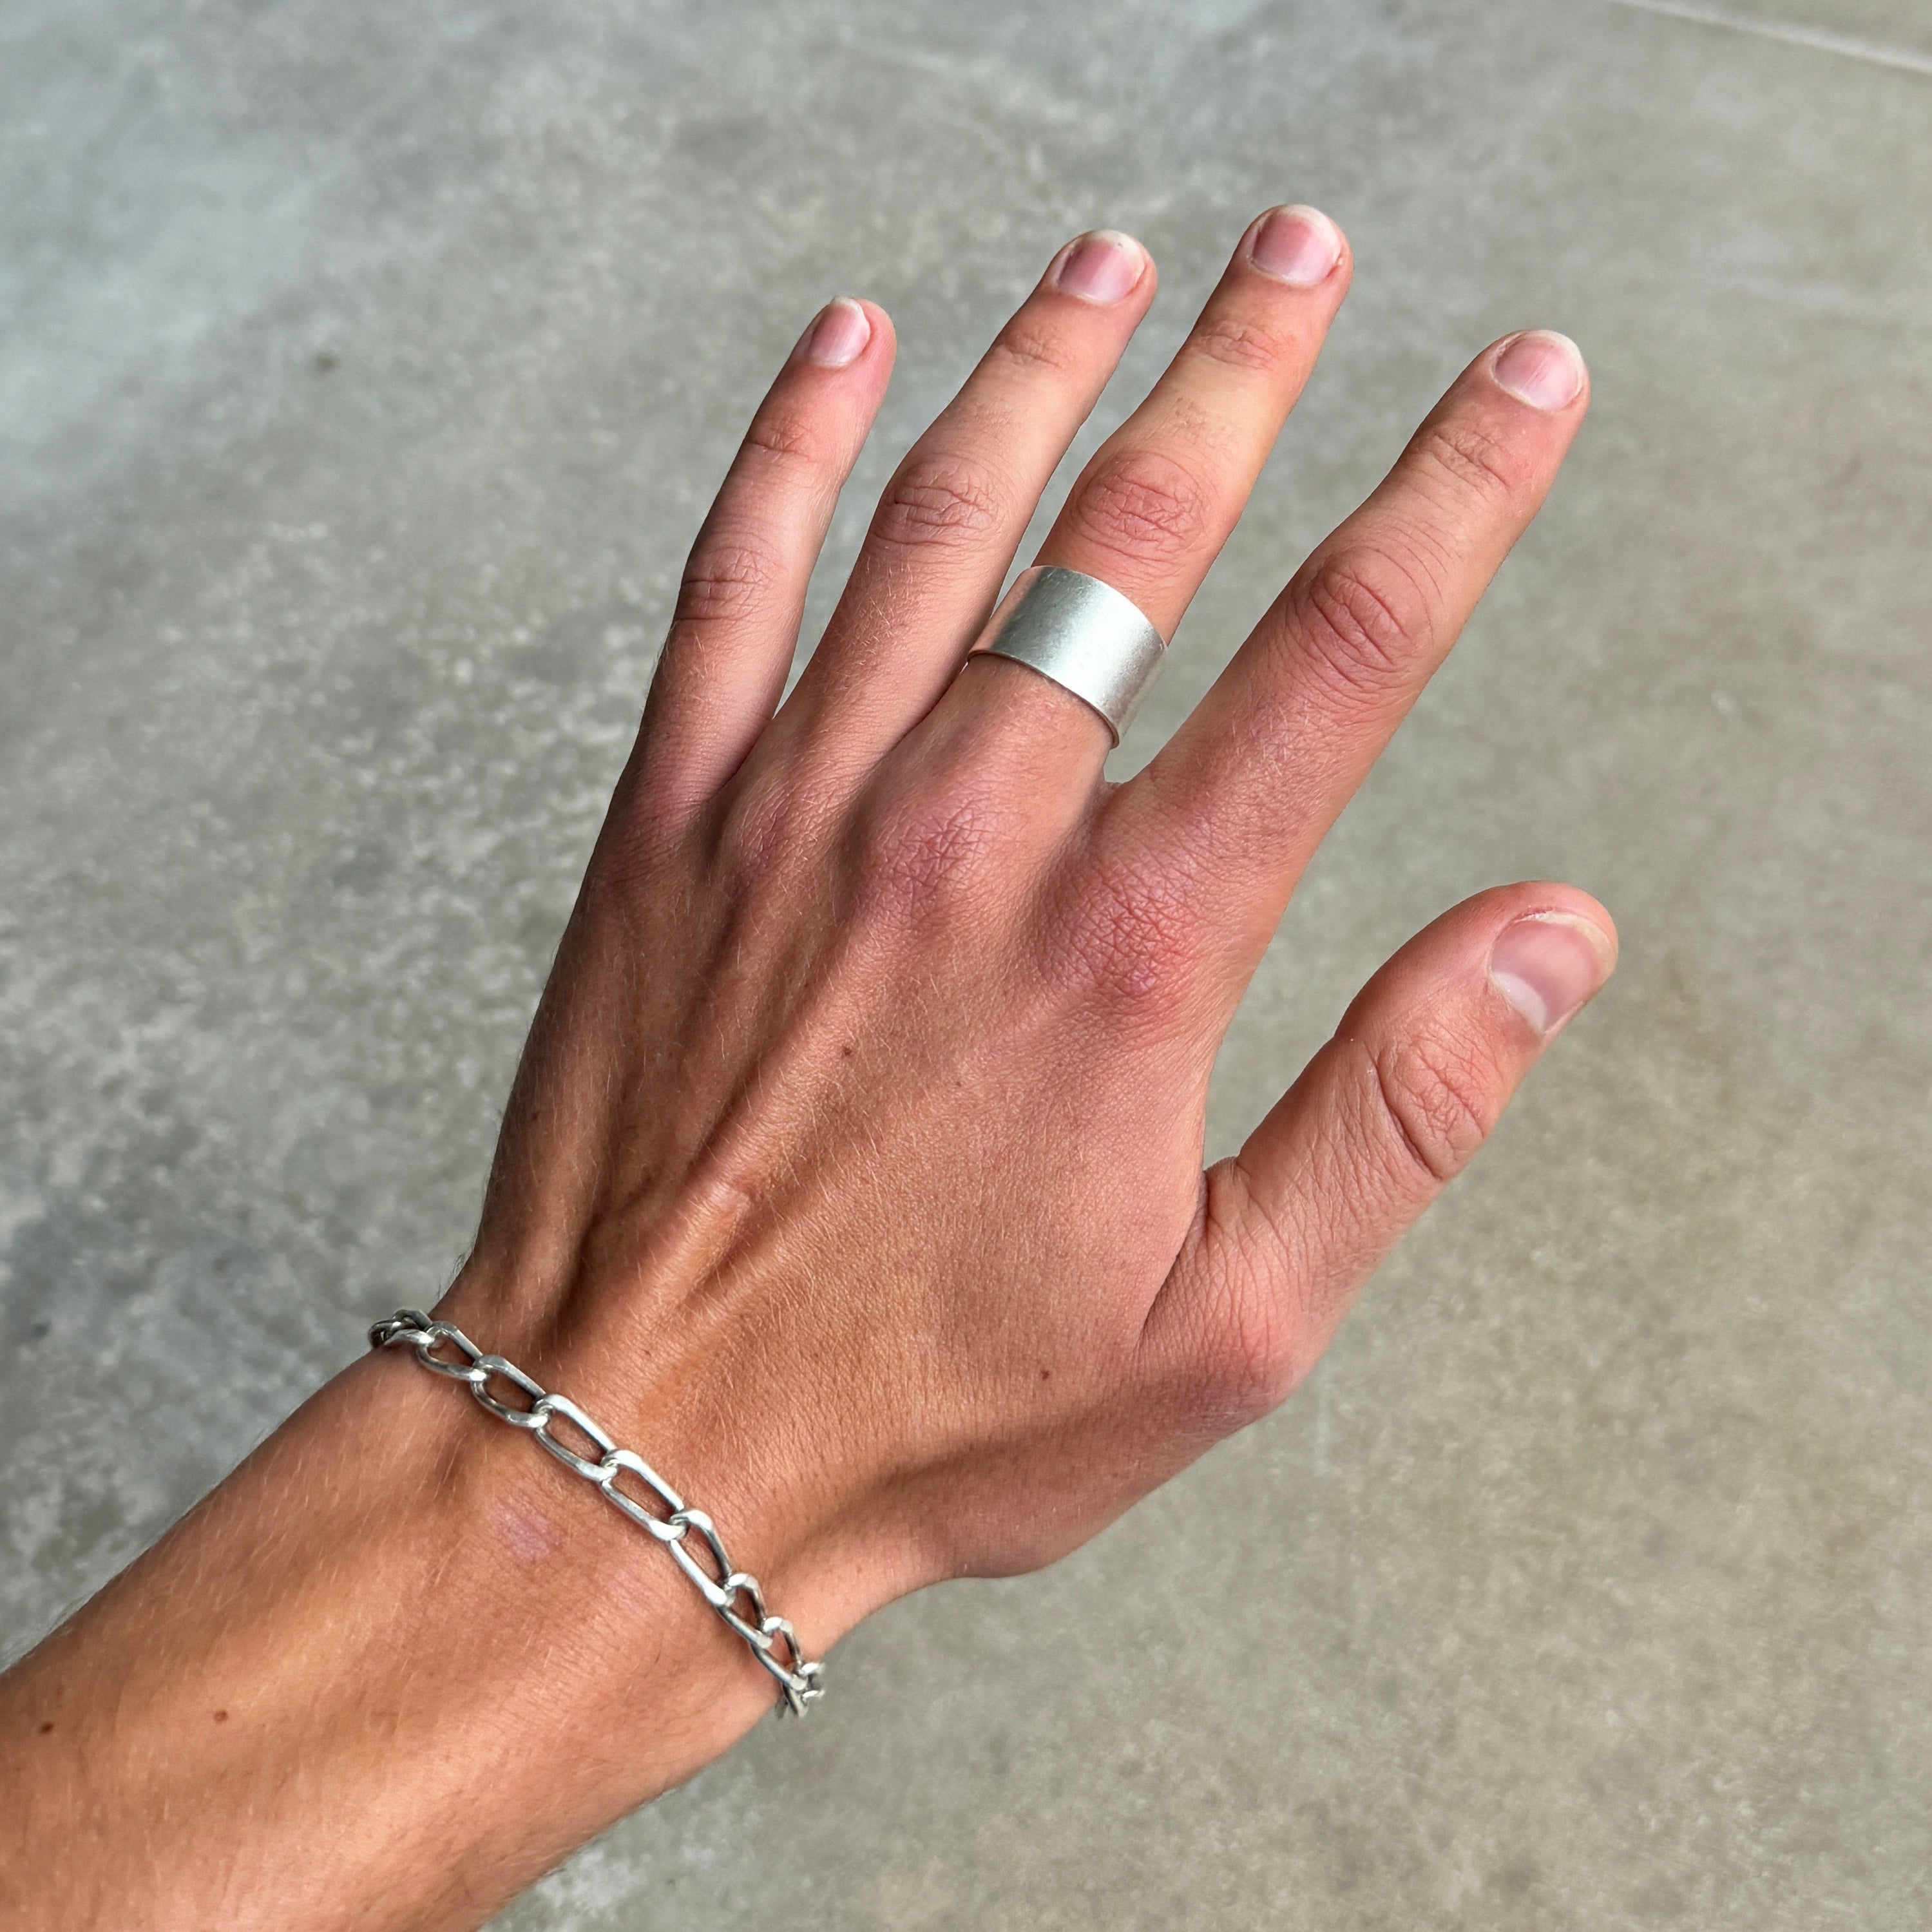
left=1109, top=330, right=1591, bottom=961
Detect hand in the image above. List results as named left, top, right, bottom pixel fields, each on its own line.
left=453, top=207, right=1610, bottom=1602
left=0, top=208, right=1613, bottom=1929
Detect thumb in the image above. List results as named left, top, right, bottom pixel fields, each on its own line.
left=1142, top=884, right=1617, bottom=1426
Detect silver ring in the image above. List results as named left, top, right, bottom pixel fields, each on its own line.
left=966, top=566, right=1166, bottom=745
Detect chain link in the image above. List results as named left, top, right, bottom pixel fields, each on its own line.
left=369, top=1308, right=825, bottom=1716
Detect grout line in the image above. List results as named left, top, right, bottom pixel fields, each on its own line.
left=1604, top=0, right=1932, bottom=78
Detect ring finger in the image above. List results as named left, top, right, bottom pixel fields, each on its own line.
left=765, top=228, right=1159, bottom=781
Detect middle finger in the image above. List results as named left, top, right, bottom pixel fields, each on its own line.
left=935, top=205, right=1353, bottom=776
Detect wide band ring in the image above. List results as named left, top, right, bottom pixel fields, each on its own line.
left=966, top=566, right=1167, bottom=745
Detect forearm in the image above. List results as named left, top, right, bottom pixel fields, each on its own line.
left=0, top=1341, right=784, bottom=1931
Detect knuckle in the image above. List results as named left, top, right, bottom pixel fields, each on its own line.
left=1191, top=1167, right=1309, bottom=1422
left=579, top=799, right=682, bottom=901
left=1055, top=856, right=1201, bottom=1022
left=1062, top=445, right=1212, bottom=568
left=985, top=321, right=1075, bottom=380
left=858, top=791, right=1002, bottom=924
left=711, top=785, right=785, bottom=886
left=738, top=408, right=824, bottom=475
left=1209, top=1297, right=1301, bottom=1423
left=1289, top=548, right=1436, bottom=705
left=1409, top=417, right=1524, bottom=507
left=711, top=770, right=825, bottom=886
left=1363, top=1026, right=1500, bottom=1187
left=673, top=526, right=787, bottom=631
left=868, top=450, right=1009, bottom=559
left=1184, top=312, right=1288, bottom=375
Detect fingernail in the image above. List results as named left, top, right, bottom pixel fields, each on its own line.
left=1051, top=230, right=1147, bottom=305
left=1491, top=330, right=1586, bottom=412
left=1488, top=913, right=1615, bottom=1037
left=798, top=297, right=871, bottom=368
left=1247, top=205, right=1343, bottom=287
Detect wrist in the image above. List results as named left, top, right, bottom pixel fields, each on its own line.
left=350, top=1339, right=785, bottom=1773
left=434, top=1259, right=921, bottom=1668
left=1, top=1338, right=782, bottom=1932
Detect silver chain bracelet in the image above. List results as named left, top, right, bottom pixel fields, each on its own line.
left=369, top=1309, right=825, bottom=1715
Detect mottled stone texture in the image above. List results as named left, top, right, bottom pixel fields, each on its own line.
left=4, top=1, right=1929, bottom=1925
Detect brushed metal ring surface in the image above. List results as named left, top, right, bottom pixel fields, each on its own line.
left=966, top=565, right=1167, bottom=745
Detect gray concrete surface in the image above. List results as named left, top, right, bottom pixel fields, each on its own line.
left=4, top=0, right=1929, bottom=1924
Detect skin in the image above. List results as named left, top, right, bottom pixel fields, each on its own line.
left=0, top=209, right=1615, bottom=1929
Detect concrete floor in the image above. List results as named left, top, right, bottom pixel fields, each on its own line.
left=4, top=0, right=1929, bottom=1924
